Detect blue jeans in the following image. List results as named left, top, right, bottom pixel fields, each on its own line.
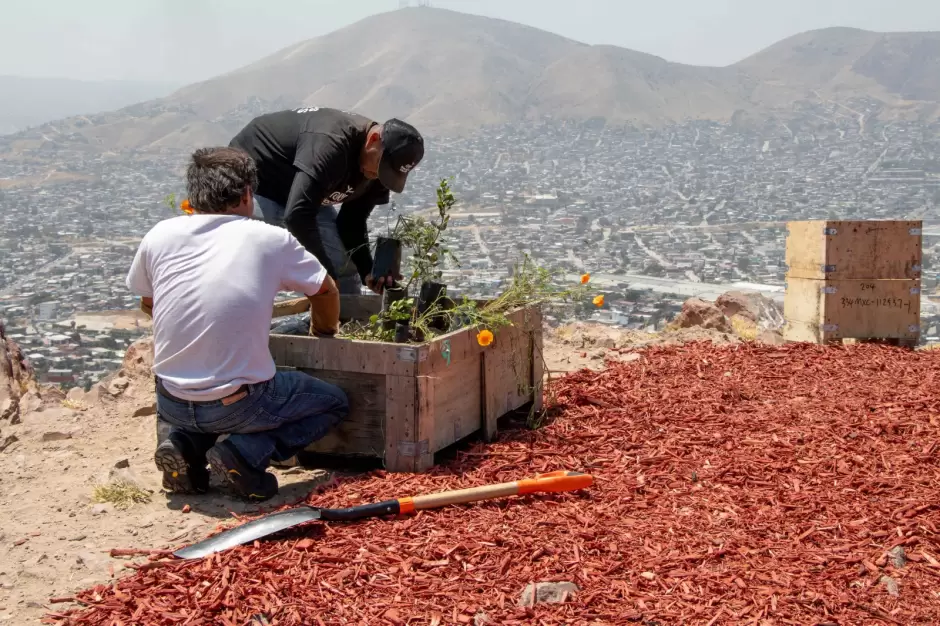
left=253, top=195, right=363, bottom=295
left=155, top=371, right=349, bottom=470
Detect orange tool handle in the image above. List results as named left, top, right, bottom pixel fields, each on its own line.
left=517, top=470, right=594, bottom=494
left=398, top=471, right=593, bottom=514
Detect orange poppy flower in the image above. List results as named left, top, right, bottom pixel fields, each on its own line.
left=580, top=273, right=590, bottom=284
left=593, top=295, right=605, bottom=307
left=476, top=329, right=494, bottom=347
left=181, top=199, right=194, bottom=214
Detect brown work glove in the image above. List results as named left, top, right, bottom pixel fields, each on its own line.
left=140, top=298, right=153, bottom=319
left=308, top=276, right=340, bottom=337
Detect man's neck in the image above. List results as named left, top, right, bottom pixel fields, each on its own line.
left=194, top=207, right=251, bottom=218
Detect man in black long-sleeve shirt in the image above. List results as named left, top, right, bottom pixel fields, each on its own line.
left=229, top=107, right=425, bottom=294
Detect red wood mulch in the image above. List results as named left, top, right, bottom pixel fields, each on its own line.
left=45, top=342, right=940, bottom=625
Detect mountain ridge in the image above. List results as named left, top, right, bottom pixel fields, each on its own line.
left=2, top=8, right=940, bottom=156
left=0, top=75, right=176, bottom=136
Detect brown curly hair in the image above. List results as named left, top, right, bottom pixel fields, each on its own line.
left=185, top=147, right=258, bottom=213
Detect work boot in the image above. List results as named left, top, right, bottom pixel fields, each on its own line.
left=153, top=433, right=210, bottom=494
left=206, top=440, right=279, bottom=501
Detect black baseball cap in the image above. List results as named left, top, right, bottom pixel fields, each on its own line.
left=378, top=118, right=424, bottom=193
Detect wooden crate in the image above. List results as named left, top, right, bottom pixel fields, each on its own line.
left=783, top=278, right=921, bottom=344
left=269, top=303, right=543, bottom=472
left=785, top=220, right=922, bottom=280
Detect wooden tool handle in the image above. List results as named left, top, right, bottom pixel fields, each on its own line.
left=272, top=297, right=310, bottom=319
left=402, top=471, right=593, bottom=513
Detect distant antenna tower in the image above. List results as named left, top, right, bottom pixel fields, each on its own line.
left=398, top=0, right=410, bottom=7
left=417, top=0, right=431, bottom=6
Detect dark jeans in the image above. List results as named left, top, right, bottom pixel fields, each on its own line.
left=155, top=371, right=348, bottom=470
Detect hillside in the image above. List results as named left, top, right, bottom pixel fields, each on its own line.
left=736, top=27, right=940, bottom=110
left=2, top=10, right=940, bottom=156
left=0, top=75, right=175, bottom=135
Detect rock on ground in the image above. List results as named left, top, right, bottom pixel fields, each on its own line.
left=671, top=298, right=733, bottom=333
left=0, top=323, right=40, bottom=424
left=518, top=581, right=579, bottom=607
left=880, top=575, right=900, bottom=597
left=715, top=290, right=784, bottom=329
left=66, top=387, right=86, bottom=404
left=121, top=337, right=154, bottom=380
left=757, top=329, right=787, bottom=345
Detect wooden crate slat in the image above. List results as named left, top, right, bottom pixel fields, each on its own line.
left=783, top=278, right=920, bottom=341
left=269, top=334, right=420, bottom=377
left=384, top=374, right=417, bottom=472
left=531, top=326, right=545, bottom=414
left=786, top=220, right=922, bottom=280
left=414, top=374, right=436, bottom=471
left=482, top=322, right=533, bottom=429
left=424, top=326, right=482, bottom=452
left=781, top=320, right=825, bottom=344
left=302, top=369, right=387, bottom=457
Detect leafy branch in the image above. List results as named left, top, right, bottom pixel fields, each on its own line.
left=392, top=178, right=460, bottom=293
left=343, top=253, right=593, bottom=344
left=341, top=177, right=597, bottom=345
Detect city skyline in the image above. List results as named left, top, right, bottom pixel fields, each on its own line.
left=4, top=110, right=940, bottom=388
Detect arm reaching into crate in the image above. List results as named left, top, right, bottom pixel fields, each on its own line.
left=278, top=232, right=341, bottom=337
left=306, top=275, right=340, bottom=337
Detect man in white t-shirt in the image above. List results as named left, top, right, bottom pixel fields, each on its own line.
left=126, top=146, right=349, bottom=501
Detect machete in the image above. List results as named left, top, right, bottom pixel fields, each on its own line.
left=173, top=471, right=593, bottom=559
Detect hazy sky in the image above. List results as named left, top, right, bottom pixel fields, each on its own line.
left=3, top=0, right=939, bottom=84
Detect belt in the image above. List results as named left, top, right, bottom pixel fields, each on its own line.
left=154, top=376, right=250, bottom=406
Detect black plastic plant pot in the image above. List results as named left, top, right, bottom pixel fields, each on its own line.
left=417, top=281, right=446, bottom=314
left=382, top=287, right=409, bottom=331
left=394, top=321, right=411, bottom=343
left=418, top=281, right=449, bottom=331
left=372, top=237, right=402, bottom=288
left=449, top=311, right=471, bottom=333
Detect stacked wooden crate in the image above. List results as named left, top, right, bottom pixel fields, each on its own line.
left=783, top=220, right=922, bottom=346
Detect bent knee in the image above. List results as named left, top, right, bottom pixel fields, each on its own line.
left=315, top=380, right=349, bottom=417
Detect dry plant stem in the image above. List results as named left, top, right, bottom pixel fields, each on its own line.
left=92, top=482, right=151, bottom=509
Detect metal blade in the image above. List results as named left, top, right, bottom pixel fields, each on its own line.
left=173, top=506, right=322, bottom=560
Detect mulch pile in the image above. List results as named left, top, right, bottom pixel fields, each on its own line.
left=45, top=342, right=940, bottom=625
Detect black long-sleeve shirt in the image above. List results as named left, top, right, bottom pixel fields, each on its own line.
left=230, top=107, right=390, bottom=281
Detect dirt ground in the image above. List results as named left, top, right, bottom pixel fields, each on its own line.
left=542, top=321, right=739, bottom=374
left=69, top=310, right=152, bottom=332
left=0, top=322, right=736, bottom=624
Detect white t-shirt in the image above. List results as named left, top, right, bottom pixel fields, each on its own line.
left=126, top=214, right=327, bottom=401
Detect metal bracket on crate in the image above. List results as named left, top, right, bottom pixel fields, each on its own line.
left=910, top=228, right=922, bottom=236
left=912, top=264, right=923, bottom=273
left=822, top=324, right=839, bottom=332
left=821, top=286, right=838, bottom=294
left=909, top=325, right=921, bottom=334
left=398, top=439, right=430, bottom=457
left=821, top=264, right=837, bottom=273
left=396, top=347, right=428, bottom=363
left=911, top=287, right=921, bottom=295
left=823, top=227, right=838, bottom=235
